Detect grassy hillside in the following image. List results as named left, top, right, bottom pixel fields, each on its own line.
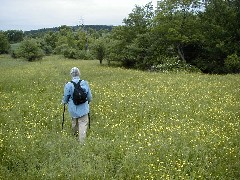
left=0, top=55, right=239, bottom=179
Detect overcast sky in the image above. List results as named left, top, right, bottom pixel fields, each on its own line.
left=0, top=0, right=156, bottom=31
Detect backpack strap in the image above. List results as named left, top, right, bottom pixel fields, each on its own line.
left=70, top=80, right=82, bottom=88
left=70, top=81, right=76, bottom=86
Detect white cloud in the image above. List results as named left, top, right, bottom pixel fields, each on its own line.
left=0, top=0, right=156, bottom=31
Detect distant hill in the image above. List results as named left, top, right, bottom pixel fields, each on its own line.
left=24, top=25, right=114, bottom=36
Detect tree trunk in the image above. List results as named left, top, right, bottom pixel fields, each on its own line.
left=177, top=44, right=186, bottom=63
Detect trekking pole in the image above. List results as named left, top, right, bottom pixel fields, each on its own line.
left=88, top=112, right=90, bottom=129
left=88, top=102, right=91, bottom=129
left=62, top=104, right=66, bottom=130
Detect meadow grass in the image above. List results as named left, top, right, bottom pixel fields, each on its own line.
left=0, top=55, right=240, bottom=179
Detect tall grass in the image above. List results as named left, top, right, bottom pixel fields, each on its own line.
left=0, top=55, right=240, bottom=179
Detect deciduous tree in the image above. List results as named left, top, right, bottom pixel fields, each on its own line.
left=0, top=32, right=10, bottom=54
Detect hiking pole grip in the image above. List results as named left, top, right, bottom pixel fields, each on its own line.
left=62, top=104, right=66, bottom=130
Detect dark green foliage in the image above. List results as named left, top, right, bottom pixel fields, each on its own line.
left=10, top=43, right=21, bottom=58
left=0, top=32, right=10, bottom=54
left=63, top=47, right=79, bottom=59
left=16, top=38, right=44, bottom=61
left=92, top=37, right=106, bottom=64
left=63, top=48, right=92, bottom=60
left=106, top=3, right=154, bottom=69
left=106, top=0, right=240, bottom=73
left=24, top=25, right=113, bottom=37
left=5, top=30, right=24, bottom=43
left=196, top=0, right=240, bottom=73
left=42, top=32, right=58, bottom=53
left=224, top=53, right=240, bottom=73
left=50, top=26, right=94, bottom=60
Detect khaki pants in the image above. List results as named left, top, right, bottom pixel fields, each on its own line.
left=72, top=114, right=89, bottom=143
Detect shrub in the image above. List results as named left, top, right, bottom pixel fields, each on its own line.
left=16, top=38, right=44, bottom=61
left=77, top=50, right=93, bottom=60
left=224, top=53, right=240, bottom=73
left=10, top=43, right=21, bottom=58
left=54, top=44, right=68, bottom=55
left=63, top=47, right=78, bottom=59
left=153, top=56, right=200, bottom=73
left=39, top=40, right=53, bottom=55
left=63, top=48, right=93, bottom=60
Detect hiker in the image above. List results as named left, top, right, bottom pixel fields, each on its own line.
left=62, top=67, right=92, bottom=143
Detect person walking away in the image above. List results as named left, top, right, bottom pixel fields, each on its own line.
left=62, top=67, right=92, bottom=143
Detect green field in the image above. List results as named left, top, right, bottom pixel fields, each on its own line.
left=0, top=55, right=239, bottom=179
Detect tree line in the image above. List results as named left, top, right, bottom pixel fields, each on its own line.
left=0, top=0, right=239, bottom=74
